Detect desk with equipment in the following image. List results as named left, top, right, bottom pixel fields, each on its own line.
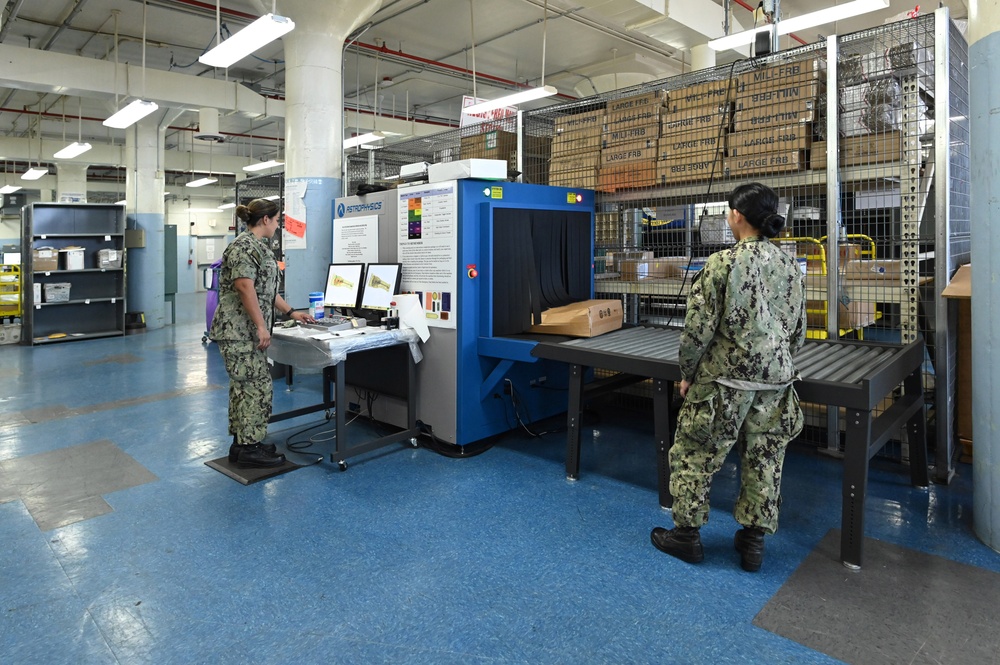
left=267, top=322, right=421, bottom=470
left=531, top=326, right=928, bottom=569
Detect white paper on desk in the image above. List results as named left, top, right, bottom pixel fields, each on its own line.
left=394, top=293, right=430, bottom=342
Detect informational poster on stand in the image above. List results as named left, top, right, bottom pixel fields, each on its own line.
left=333, top=215, right=378, bottom=264
left=283, top=179, right=308, bottom=250
left=396, top=182, right=457, bottom=329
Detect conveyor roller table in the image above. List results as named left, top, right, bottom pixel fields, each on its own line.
left=531, top=326, right=928, bottom=568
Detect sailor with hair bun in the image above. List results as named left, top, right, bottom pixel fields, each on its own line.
left=650, top=182, right=807, bottom=573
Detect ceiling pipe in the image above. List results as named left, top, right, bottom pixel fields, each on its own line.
left=0, top=0, right=28, bottom=43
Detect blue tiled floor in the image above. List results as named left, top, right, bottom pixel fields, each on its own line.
left=1, top=293, right=996, bottom=664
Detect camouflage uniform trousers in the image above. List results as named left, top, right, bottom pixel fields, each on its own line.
left=217, top=341, right=273, bottom=446
left=668, top=381, right=803, bottom=534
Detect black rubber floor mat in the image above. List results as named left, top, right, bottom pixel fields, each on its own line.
left=204, top=455, right=302, bottom=485
left=754, top=528, right=1000, bottom=665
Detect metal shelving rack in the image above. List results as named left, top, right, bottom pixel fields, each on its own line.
left=20, top=203, right=127, bottom=345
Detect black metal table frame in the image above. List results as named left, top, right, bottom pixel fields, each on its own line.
left=269, top=342, right=420, bottom=470
left=532, top=330, right=929, bottom=569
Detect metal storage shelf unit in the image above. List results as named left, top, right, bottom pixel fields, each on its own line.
left=21, top=203, right=127, bottom=345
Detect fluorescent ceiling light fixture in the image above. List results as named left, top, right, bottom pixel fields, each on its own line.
left=707, top=0, right=889, bottom=50
left=54, top=141, right=93, bottom=159
left=264, top=195, right=281, bottom=201
left=218, top=202, right=236, bottom=209
left=114, top=199, right=127, bottom=205
left=242, top=159, right=284, bottom=172
left=185, top=177, right=218, bottom=188
left=103, top=99, right=159, bottom=129
left=21, top=167, right=48, bottom=181
left=343, top=131, right=385, bottom=149
left=463, top=85, right=558, bottom=115
left=0, top=185, right=22, bottom=194
left=198, top=14, right=295, bottom=68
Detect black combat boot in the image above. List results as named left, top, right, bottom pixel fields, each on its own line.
left=229, top=438, right=277, bottom=462
left=233, top=443, right=285, bottom=468
left=734, top=527, right=765, bottom=572
left=650, top=526, right=704, bottom=563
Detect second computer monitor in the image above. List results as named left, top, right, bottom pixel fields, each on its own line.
left=360, top=263, right=402, bottom=311
left=324, top=263, right=365, bottom=310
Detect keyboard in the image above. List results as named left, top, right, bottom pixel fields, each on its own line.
left=302, top=315, right=366, bottom=332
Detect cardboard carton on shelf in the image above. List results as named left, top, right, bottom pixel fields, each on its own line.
left=732, top=98, right=817, bottom=132
left=736, top=57, right=826, bottom=89
left=33, top=247, right=59, bottom=272
left=528, top=299, right=623, bottom=338
left=806, top=300, right=877, bottom=329
left=942, top=264, right=972, bottom=460
left=665, top=79, right=734, bottom=113
left=617, top=257, right=691, bottom=280
left=726, top=124, right=812, bottom=157
left=597, top=161, right=658, bottom=192
left=606, top=90, right=667, bottom=114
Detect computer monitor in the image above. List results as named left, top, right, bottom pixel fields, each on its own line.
left=359, top=263, right=402, bottom=311
left=324, top=263, right=365, bottom=310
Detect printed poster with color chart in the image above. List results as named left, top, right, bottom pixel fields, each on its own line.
left=396, top=182, right=457, bottom=329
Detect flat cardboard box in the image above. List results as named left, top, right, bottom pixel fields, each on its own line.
left=727, top=125, right=812, bottom=157
left=732, top=98, right=817, bottom=132
left=552, top=130, right=602, bottom=157
left=33, top=247, right=59, bottom=272
left=942, top=265, right=972, bottom=449
left=658, top=130, right=724, bottom=159
left=606, top=90, right=667, bottom=113
left=725, top=150, right=806, bottom=177
left=529, top=299, right=623, bottom=337
left=660, top=104, right=730, bottom=136
left=551, top=153, right=601, bottom=171
left=666, top=79, right=734, bottom=112
left=810, top=132, right=904, bottom=169
left=735, top=80, right=824, bottom=110
left=597, top=161, right=658, bottom=192
left=618, top=257, right=691, bottom=280
left=656, top=155, right=724, bottom=183
left=602, top=123, right=660, bottom=148
left=806, top=300, right=877, bottom=329
left=553, top=108, right=606, bottom=132
left=737, top=57, right=826, bottom=89
left=549, top=168, right=598, bottom=189
left=604, top=107, right=661, bottom=131
left=601, top=139, right=658, bottom=166
left=428, top=159, right=507, bottom=183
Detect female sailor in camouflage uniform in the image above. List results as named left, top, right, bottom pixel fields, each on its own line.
left=651, top=182, right=806, bottom=572
left=209, top=198, right=315, bottom=468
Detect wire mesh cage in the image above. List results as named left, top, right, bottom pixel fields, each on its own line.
left=351, top=12, right=969, bottom=469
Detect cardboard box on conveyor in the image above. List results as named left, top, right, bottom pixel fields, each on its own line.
left=529, top=299, right=623, bottom=338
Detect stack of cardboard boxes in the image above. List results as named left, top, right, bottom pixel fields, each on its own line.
left=461, top=128, right=551, bottom=176
left=727, top=58, right=825, bottom=177
left=549, top=108, right=605, bottom=189
left=598, top=91, right=665, bottom=192
left=657, top=80, right=732, bottom=184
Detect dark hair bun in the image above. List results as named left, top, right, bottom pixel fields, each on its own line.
left=760, top=212, right=785, bottom=239
left=234, top=205, right=251, bottom=223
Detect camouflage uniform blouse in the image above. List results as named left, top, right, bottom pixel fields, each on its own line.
left=679, top=235, right=806, bottom=387
left=208, top=231, right=280, bottom=342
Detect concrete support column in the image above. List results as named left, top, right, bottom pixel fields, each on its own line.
left=55, top=163, right=88, bottom=202
left=256, top=0, right=380, bottom=307
left=690, top=44, right=716, bottom=71
left=969, top=0, right=1000, bottom=553
left=124, top=115, right=167, bottom=331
